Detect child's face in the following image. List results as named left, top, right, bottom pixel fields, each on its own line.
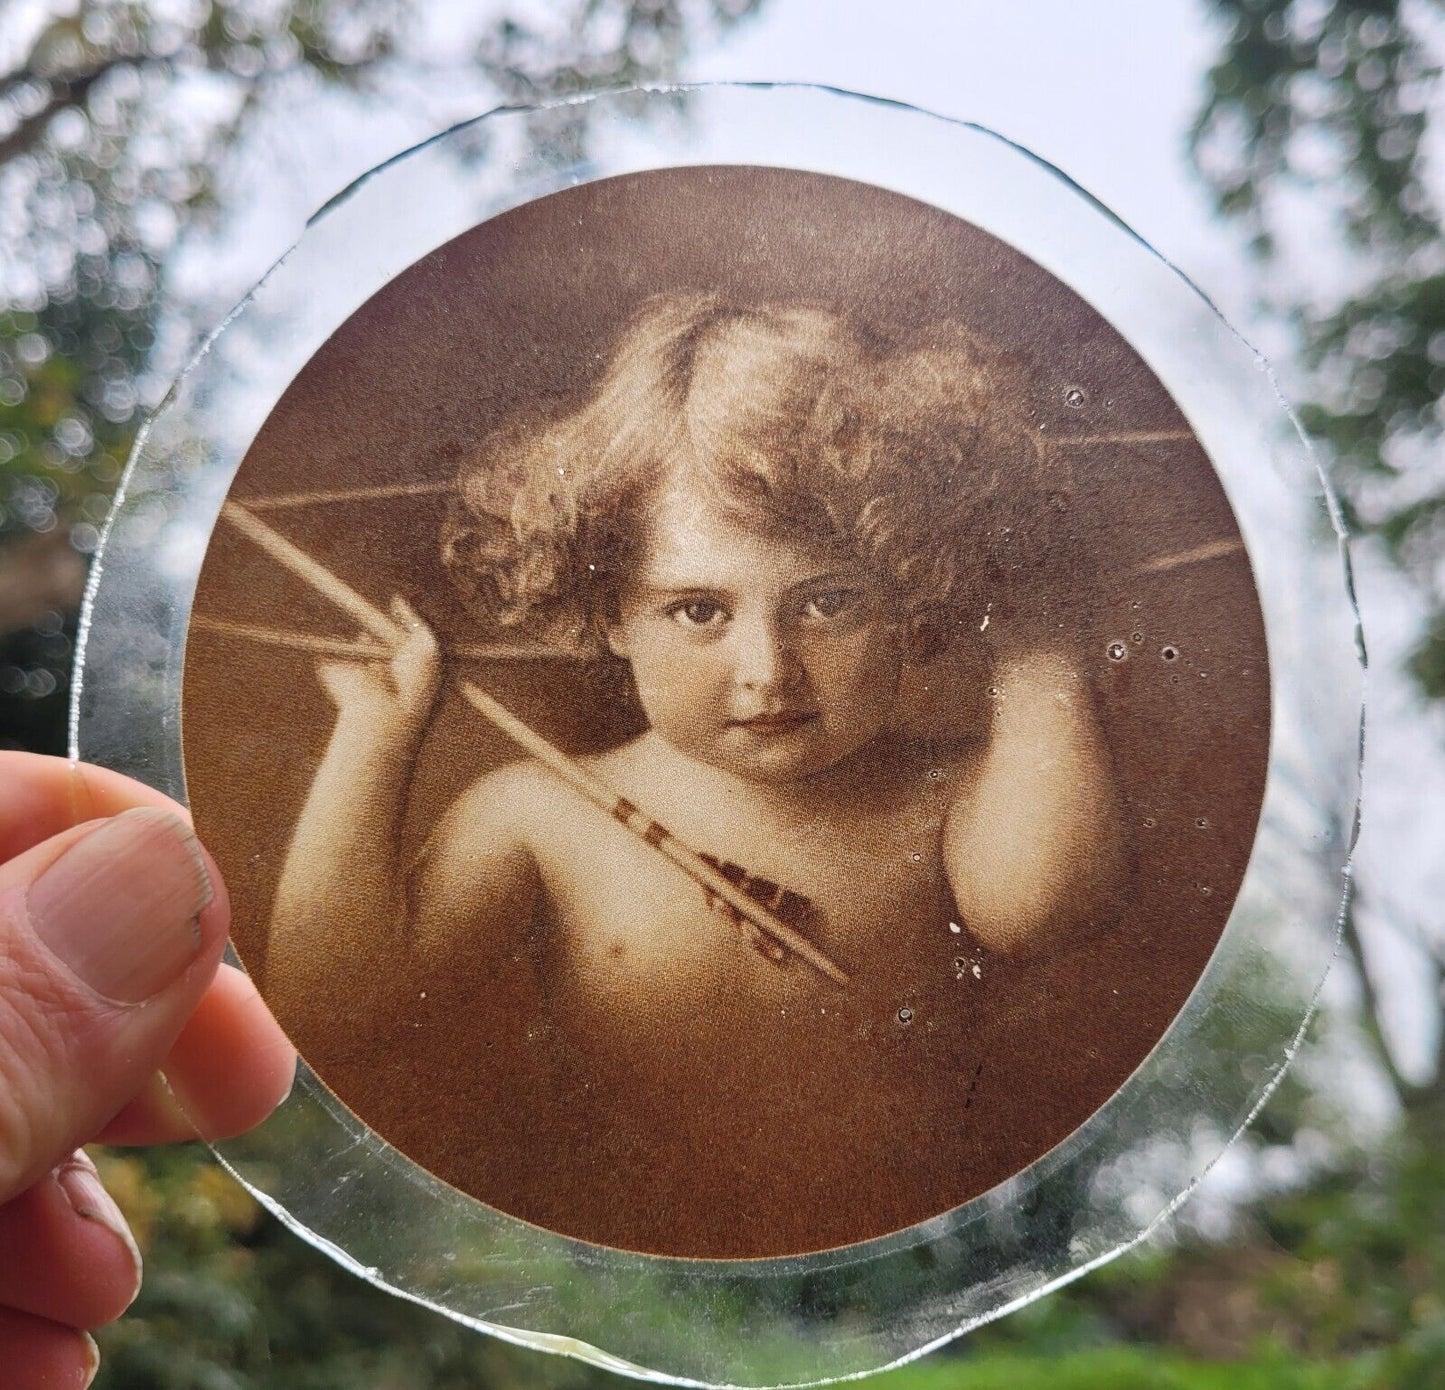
left=607, top=482, right=906, bottom=784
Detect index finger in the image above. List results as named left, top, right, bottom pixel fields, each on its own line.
left=96, top=963, right=297, bottom=1145
left=0, top=751, right=298, bottom=1143
left=0, top=753, right=186, bottom=862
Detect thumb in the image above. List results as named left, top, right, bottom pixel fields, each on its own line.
left=0, top=807, right=226, bottom=1201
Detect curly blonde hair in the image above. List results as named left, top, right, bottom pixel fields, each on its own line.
left=442, top=293, right=1061, bottom=655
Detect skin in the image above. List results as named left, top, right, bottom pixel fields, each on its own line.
left=261, top=481, right=1132, bottom=1253
left=605, top=484, right=908, bottom=785
left=0, top=752, right=296, bottom=1387
left=269, top=482, right=1131, bottom=1037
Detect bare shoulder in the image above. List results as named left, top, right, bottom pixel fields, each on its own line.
left=577, top=731, right=654, bottom=779
left=570, top=731, right=677, bottom=807
left=437, top=758, right=573, bottom=841
left=413, top=759, right=561, bottom=897
left=409, top=760, right=559, bottom=952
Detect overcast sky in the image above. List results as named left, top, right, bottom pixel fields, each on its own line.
left=686, top=0, right=1240, bottom=308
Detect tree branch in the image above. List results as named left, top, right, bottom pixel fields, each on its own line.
left=1341, top=882, right=1435, bottom=1111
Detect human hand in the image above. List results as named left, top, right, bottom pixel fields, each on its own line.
left=317, top=596, right=441, bottom=739
left=0, top=753, right=296, bottom=1387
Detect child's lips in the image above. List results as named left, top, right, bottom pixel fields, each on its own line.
left=728, top=710, right=818, bottom=734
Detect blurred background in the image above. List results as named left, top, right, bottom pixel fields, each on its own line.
left=2, top=1, right=1443, bottom=1385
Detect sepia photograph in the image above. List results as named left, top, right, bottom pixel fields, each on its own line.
left=182, top=166, right=1271, bottom=1259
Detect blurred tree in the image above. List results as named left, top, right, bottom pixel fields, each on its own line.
left=1193, top=0, right=1445, bottom=1120
left=0, top=0, right=761, bottom=753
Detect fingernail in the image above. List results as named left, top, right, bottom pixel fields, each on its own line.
left=28, top=808, right=214, bottom=1003
left=80, top=1330, right=100, bottom=1388
left=57, top=1152, right=143, bottom=1303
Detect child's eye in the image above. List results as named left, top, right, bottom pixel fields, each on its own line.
left=800, top=588, right=860, bottom=620
left=668, top=598, right=729, bottom=629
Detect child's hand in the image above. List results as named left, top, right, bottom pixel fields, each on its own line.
left=0, top=753, right=296, bottom=1388
left=317, top=596, right=441, bottom=738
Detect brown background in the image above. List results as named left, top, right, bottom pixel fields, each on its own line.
left=184, top=167, right=1269, bottom=1258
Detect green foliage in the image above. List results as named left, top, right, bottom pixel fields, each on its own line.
left=92, top=1146, right=610, bottom=1390
left=0, top=308, right=135, bottom=536
left=88, top=1120, right=1445, bottom=1387
left=1, top=4, right=1438, bottom=1383
left=1252, top=1125, right=1445, bottom=1362
left=1194, top=0, right=1445, bottom=708
left=1192, top=0, right=1438, bottom=252
left=477, top=0, right=763, bottom=102
left=1297, top=271, right=1445, bottom=474
left=878, top=1346, right=1390, bottom=1389
left=1407, top=608, right=1445, bottom=701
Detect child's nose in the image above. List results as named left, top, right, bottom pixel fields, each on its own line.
left=732, top=616, right=802, bottom=694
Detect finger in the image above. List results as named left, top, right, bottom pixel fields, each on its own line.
left=0, top=1150, right=140, bottom=1329
left=391, top=610, right=437, bottom=666
left=96, top=963, right=295, bottom=1146
left=0, top=753, right=182, bottom=864
left=0, top=1306, right=97, bottom=1389
left=387, top=597, right=437, bottom=654
left=390, top=595, right=421, bottom=629
left=0, top=808, right=227, bottom=1202
left=391, top=635, right=440, bottom=703
left=317, top=658, right=350, bottom=705
left=316, top=659, right=387, bottom=707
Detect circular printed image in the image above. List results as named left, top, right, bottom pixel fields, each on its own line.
left=183, top=166, right=1270, bottom=1260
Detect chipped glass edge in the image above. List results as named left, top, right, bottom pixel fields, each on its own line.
left=71, top=83, right=1361, bottom=1388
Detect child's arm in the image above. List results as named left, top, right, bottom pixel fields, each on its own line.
left=267, top=600, right=547, bottom=1014
left=265, top=600, right=540, bottom=1015
left=264, top=598, right=441, bottom=1009
left=943, top=649, right=1130, bottom=956
left=406, top=762, right=545, bottom=969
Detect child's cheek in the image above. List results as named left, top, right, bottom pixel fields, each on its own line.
left=633, top=640, right=730, bottom=735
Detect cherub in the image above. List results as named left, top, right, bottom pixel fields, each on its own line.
left=266, top=293, right=1130, bottom=1253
